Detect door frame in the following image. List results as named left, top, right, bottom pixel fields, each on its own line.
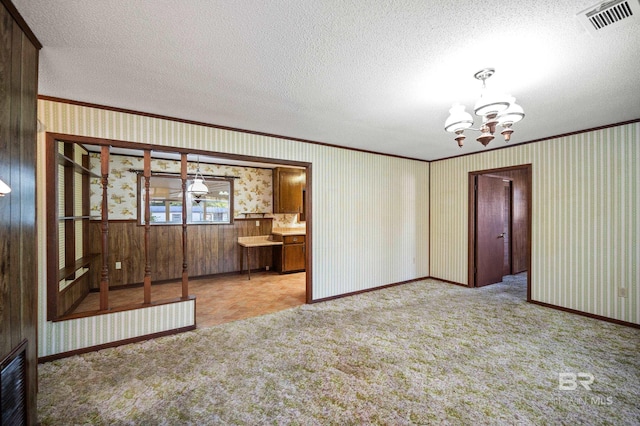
left=45, top=132, right=314, bottom=307
left=468, top=164, right=532, bottom=301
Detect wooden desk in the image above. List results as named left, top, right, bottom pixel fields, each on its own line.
left=237, top=236, right=283, bottom=280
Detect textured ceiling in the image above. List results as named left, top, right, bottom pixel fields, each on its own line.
left=12, top=0, right=640, bottom=161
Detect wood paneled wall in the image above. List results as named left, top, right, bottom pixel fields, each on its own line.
left=88, top=219, right=275, bottom=288
left=0, top=0, right=40, bottom=423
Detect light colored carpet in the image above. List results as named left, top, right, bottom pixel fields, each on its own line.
left=38, top=274, right=640, bottom=425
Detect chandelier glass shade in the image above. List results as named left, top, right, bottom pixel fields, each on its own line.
left=444, top=68, right=524, bottom=148
left=187, top=157, right=209, bottom=199
left=188, top=176, right=208, bottom=197
left=0, top=178, right=11, bottom=196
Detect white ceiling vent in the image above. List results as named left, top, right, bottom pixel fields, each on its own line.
left=576, top=0, right=640, bottom=35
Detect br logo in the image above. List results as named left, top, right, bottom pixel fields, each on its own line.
left=558, top=372, right=594, bottom=390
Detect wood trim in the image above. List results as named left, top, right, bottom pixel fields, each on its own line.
left=97, top=217, right=275, bottom=225
left=45, top=134, right=58, bottom=320
left=37, top=325, right=197, bottom=363
left=433, top=118, right=640, bottom=162
left=529, top=300, right=640, bottom=330
left=143, top=150, right=151, bottom=304
left=103, top=270, right=269, bottom=290
left=304, top=164, right=312, bottom=303
left=428, top=277, right=467, bottom=287
left=311, top=276, right=429, bottom=303
left=37, top=97, right=639, bottom=166
left=468, top=173, right=476, bottom=289
left=82, top=154, right=91, bottom=260
left=0, top=0, right=42, bottom=49
left=38, top=96, right=429, bottom=163
left=0, top=338, right=27, bottom=368
left=526, top=167, right=532, bottom=302
left=89, top=219, right=138, bottom=223
left=181, top=154, right=188, bottom=299
left=427, top=163, right=431, bottom=276
left=467, top=164, right=532, bottom=300
left=99, top=146, right=110, bottom=310
left=44, top=131, right=313, bottom=169
left=63, top=144, right=75, bottom=269
left=52, top=295, right=196, bottom=322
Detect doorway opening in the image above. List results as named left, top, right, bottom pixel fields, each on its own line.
left=45, top=133, right=312, bottom=326
left=468, top=164, right=532, bottom=301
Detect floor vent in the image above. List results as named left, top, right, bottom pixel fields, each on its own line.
left=577, top=0, right=640, bottom=35
left=1, top=342, right=27, bottom=426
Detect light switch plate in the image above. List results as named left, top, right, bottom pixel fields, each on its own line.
left=115, top=261, right=122, bottom=270
left=619, top=287, right=627, bottom=298
left=255, top=220, right=260, bottom=226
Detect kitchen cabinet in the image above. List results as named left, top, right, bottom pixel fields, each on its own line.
left=273, top=167, right=305, bottom=219
left=273, top=234, right=306, bottom=273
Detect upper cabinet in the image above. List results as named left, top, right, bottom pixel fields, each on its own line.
left=273, top=167, right=306, bottom=219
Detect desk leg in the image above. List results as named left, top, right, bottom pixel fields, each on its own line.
left=247, top=246, right=251, bottom=280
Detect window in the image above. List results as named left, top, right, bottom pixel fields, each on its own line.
left=139, top=175, right=233, bottom=225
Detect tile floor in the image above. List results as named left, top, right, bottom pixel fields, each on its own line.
left=73, top=271, right=306, bottom=328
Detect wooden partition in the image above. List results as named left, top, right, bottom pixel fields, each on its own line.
left=0, top=0, right=40, bottom=423
left=89, top=218, right=275, bottom=288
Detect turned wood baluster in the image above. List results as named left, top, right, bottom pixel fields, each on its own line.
left=181, top=154, right=189, bottom=299
left=143, top=150, right=151, bottom=304
left=99, top=146, right=110, bottom=311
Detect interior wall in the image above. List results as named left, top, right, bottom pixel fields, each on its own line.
left=36, top=99, right=430, bottom=356
left=87, top=218, right=275, bottom=289
left=0, top=1, right=39, bottom=422
left=431, top=122, right=639, bottom=325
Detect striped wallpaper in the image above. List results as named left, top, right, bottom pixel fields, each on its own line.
left=40, top=302, right=195, bottom=357
left=430, top=123, right=639, bottom=325
left=36, top=99, right=431, bottom=357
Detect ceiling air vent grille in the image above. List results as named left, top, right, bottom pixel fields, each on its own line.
left=577, top=0, right=640, bottom=35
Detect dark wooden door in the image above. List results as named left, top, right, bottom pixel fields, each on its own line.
left=503, top=181, right=512, bottom=276
left=476, top=175, right=506, bottom=287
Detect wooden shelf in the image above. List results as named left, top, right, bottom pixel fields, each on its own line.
left=58, top=216, right=101, bottom=220
left=58, top=254, right=98, bottom=281
left=59, top=215, right=100, bottom=221
left=238, top=212, right=271, bottom=218
left=57, top=153, right=100, bottom=178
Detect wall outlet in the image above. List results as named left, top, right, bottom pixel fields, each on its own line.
left=619, top=287, right=627, bottom=298
left=266, top=265, right=270, bottom=271
left=255, top=220, right=260, bottom=226
left=115, top=261, right=122, bottom=270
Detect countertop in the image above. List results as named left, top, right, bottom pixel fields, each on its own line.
left=237, top=235, right=283, bottom=247
left=271, top=227, right=306, bottom=236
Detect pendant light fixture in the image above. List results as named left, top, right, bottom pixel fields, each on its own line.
left=444, top=68, right=525, bottom=148
left=0, top=178, right=11, bottom=196
left=187, top=156, right=208, bottom=201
